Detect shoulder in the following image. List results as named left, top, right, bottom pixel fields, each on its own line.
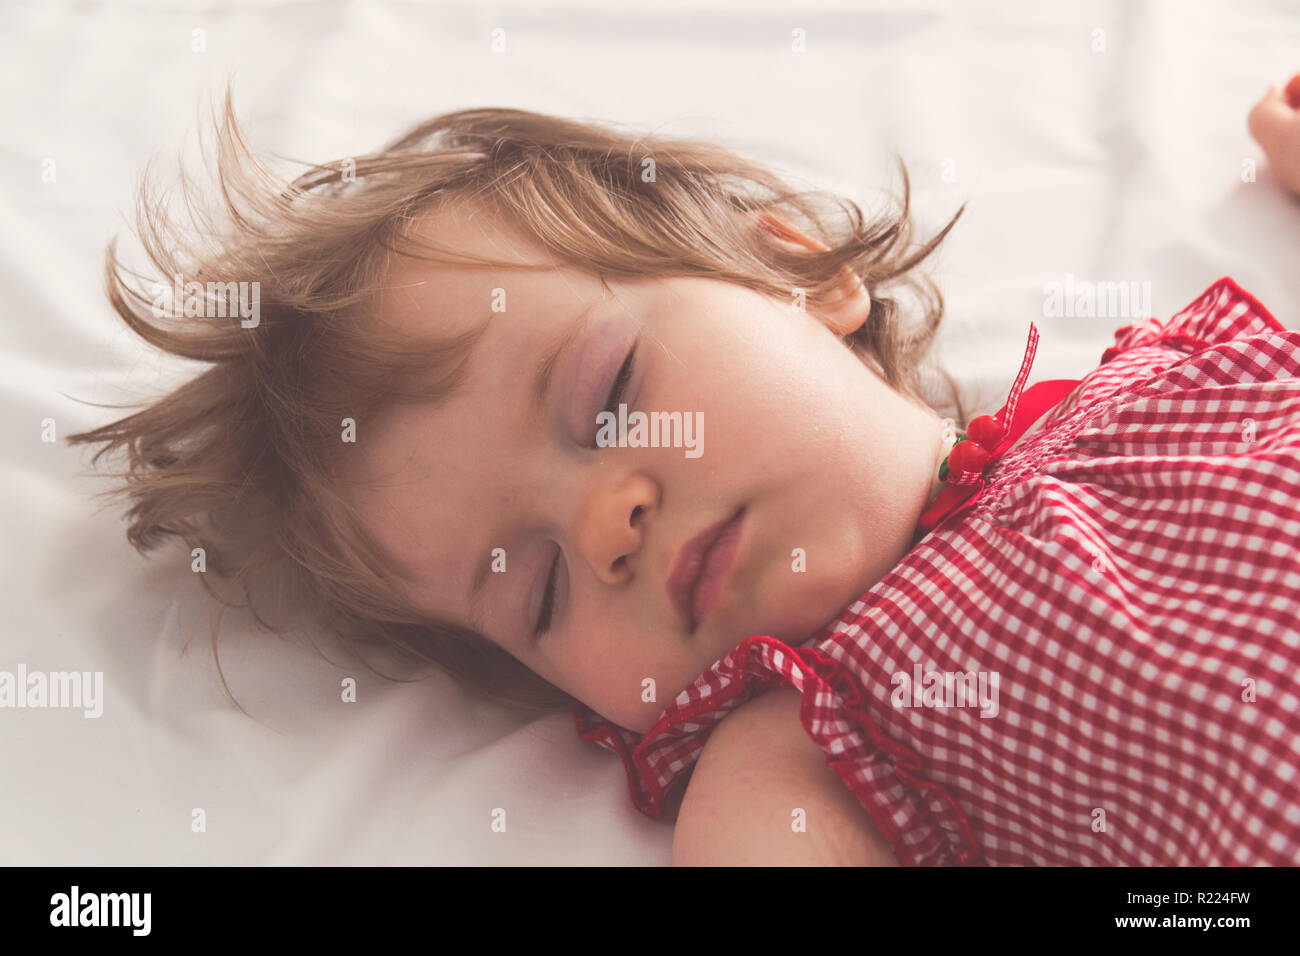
left=1045, top=277, right=1289, bottom=429
left=671, top=686, right=898, bottom=866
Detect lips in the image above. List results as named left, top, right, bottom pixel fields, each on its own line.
left=666, top=507, right=745, bottom=632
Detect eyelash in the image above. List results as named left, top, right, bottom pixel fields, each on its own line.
left=535, top=343, right=638, bottom=637
left=600, top=342, right=638, bottom=425
left=535, top=549, right=560, bottom=635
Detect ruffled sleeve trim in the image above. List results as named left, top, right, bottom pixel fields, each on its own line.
left=573, top=633, right=986, bottom=866
left=1100, top=275, right=1285, bottom=365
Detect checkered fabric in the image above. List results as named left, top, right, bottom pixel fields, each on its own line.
left=574, top=276, right=1300, bottom=865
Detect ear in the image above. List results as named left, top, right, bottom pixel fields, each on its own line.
left=750, top=210, right=871, bottom=337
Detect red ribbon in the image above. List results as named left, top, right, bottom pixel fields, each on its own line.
left=914, top=323, right=1081, bottom=539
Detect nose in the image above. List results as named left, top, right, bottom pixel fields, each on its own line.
left=575, top=473, right=660, bottom=585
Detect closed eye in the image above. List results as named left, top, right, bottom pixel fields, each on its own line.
left=601, top=342, right=638, bottom=421
left=534, top=548, right=561, bottom=637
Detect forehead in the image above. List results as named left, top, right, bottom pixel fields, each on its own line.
left=379, top=203, right=566, bottom=332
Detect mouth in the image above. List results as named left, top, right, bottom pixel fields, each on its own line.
left=666, top=507, right=746, bottom=633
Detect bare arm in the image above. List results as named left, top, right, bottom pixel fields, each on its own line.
left=672, top=686, right=899, bottom=866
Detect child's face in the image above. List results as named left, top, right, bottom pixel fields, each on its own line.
left=348, top=205, right=947, bottom=733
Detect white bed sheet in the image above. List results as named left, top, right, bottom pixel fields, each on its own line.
left=2, top=0, right=1298, bottom=865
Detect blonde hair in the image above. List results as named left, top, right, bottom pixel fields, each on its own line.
left=67, top=86, right=966, bottom=717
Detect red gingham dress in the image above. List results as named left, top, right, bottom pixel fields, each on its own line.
left=573, top=276, right=1300, bottom=866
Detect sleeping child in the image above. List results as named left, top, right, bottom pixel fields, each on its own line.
left=70, top=79, right=1300, bottom=865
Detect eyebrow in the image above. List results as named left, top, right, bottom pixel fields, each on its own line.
left=466, top=287, right=612, bottom=622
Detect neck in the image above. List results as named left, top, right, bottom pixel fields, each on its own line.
left=923, top=418, right=959, bottom=510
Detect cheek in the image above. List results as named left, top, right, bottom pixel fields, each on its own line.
left=727, top=344, right=855, bottom=438
left=760, top=534, right=869, bottom=640
left=560, top=619, right=704, bottom=730
left=552, top=624, right=643, bottom=701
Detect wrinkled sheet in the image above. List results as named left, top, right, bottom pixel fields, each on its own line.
left=2, top=0, right=1297, bottom=864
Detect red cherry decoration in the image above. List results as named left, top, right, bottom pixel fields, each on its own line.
left=946, top=439, right=991, bottom=477
left=965, top=414, right=1004, bottom=449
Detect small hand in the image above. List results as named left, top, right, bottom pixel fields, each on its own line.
left=1247, top=74, right=1300, bottom=195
